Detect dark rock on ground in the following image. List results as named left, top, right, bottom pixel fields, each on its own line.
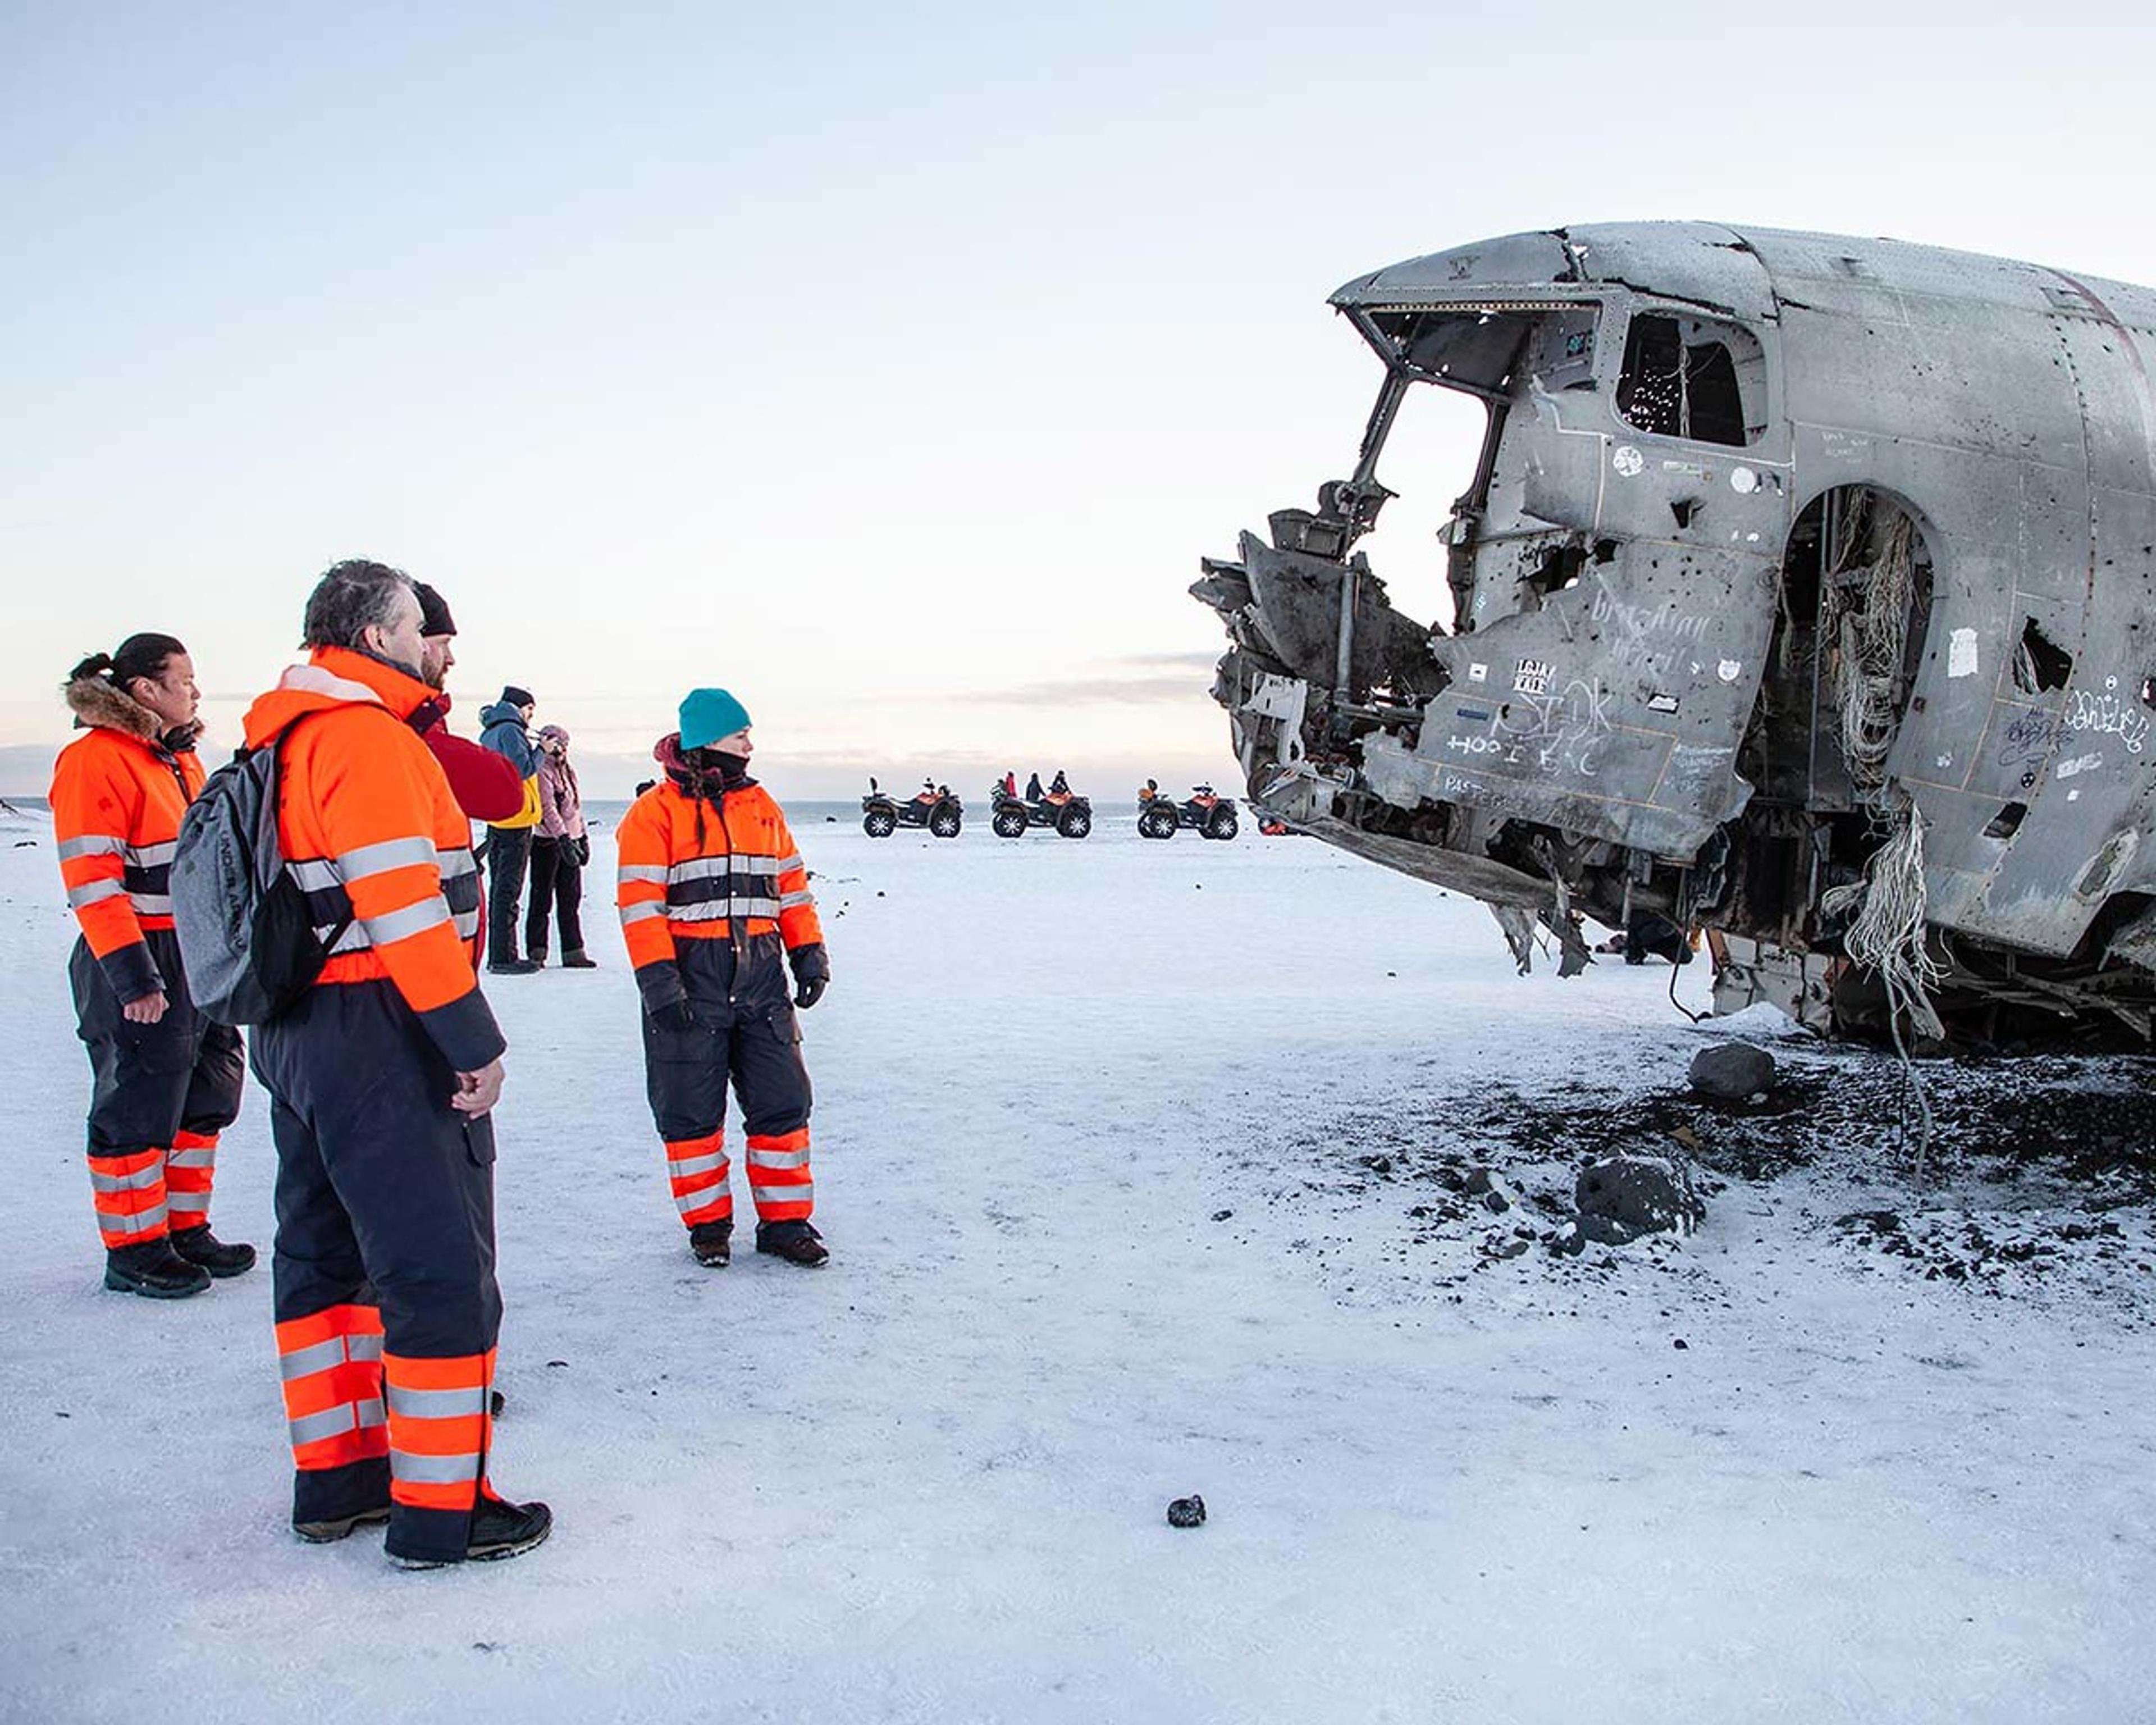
left=1689, top=1042, right=1778, bottom=1103
left=1576, top=1153, right=1706, bottom=1245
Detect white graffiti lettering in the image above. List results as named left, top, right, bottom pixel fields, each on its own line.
left=2066, top=688, right=2151, bottom=755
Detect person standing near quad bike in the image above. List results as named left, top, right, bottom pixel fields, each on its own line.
left=616, top=688, right=831, bottom=1270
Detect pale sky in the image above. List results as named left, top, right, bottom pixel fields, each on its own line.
left=8, top=1, right=2156, bottom=798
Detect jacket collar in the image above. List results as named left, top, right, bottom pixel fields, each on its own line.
left=241, top=645, right=433, bottom=748
left=653, top=732, right=756, bottom=801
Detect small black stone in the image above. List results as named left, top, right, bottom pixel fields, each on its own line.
left=1167, top=1494, right=1207, bottom=1528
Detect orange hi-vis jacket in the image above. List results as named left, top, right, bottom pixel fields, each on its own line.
left=616, top=778, right=823, bottom=976
left=241, top=646, right=504, bottom=1074
left=52, top=691, right=204, bottom=1004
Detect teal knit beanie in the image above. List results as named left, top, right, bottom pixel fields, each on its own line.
left=679, top=687, right=752, bottom=750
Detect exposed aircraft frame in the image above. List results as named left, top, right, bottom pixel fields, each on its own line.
left=1194, top=223, right=2156, bottom=1046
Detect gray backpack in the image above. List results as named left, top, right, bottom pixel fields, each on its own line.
left=172, top=720, right=350, bottom=1026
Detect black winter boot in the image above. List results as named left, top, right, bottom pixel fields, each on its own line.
left=689, top=1221, right=732, bottom=1267
left=104, top=1238, right=212, bottom=1298
left=171, top=1225, right=257, bottom=1279
left=561, top=949, right=597, bottom=969
left=294, top=1505, right=391, bottom=1544
left=487, top=957, right=542, bottom=975
left=389, top=1493, right=552, bottom=1569
left=755, top=1219, right=829, bottom=1267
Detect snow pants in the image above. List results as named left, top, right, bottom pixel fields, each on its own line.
left=68, top=929, right=244, bottom=1249
left=485, top=824, right=532, bottom=965
left=252, top=979, right=504, bottom=1566
left=524, top=837, right=585, bottom=959
left=643, top=997, right=814, bottom=1231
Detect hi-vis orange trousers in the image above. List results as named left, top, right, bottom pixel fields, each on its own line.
left=68, top=930, right=244, bottom=1250
left=252, top=980, right=504, bottom=1567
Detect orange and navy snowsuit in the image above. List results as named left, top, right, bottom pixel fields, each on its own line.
left=52, top=677, right=245, bottom=1250
left=616, top=740, right=826, bottom=1235
left=240, top=646, right=509, bottom=1565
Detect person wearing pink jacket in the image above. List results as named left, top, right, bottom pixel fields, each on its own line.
left=527, top=723, right=594, bottom=968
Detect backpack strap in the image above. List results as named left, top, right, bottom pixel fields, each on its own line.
left=255, top=711, right=357, bottom=958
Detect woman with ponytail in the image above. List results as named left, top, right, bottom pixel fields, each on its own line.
left=51, top=633, right=253, bottom=1298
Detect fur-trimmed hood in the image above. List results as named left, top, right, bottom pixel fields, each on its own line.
left=63, top=674, right=200, bottom=752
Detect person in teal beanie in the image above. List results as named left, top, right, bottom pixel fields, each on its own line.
left=614, top=687, right=832, bottom=1268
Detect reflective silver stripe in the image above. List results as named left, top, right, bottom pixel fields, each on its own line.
left=167, top=1196, right=209, bottom=1218
left=451, top=910, right=480, bottom=938
left=58, top=834, right=126, bottom=861
left=619, top=900, right=670, bottom=926
left=90, top=1162, right=166, bottom=1194
left=673, top=1178, right=730, bottom=1215
left=360, top=897, right=451, bottom=947
left=127, top=892, right=173, bottom=915
left=67, top=878, right=127, bottom=909
left=436, top=848, right=477, bottom=879
left=280, top=1338, right=349, bottom=1381
left=666, top=857, right=729, bottom=884
left=289, top=859, right=342, bottom=892
left=617, top=864, right=669, bottom=884
left=390, top=1448, right=481, bottom=1485
left=779, top=890, right=815, bottom=910
left=776, top=854, right=803, bottom=874
left=166, top=1145, right=216, bottom=1170
left=385, top=1383, right=490, bottom=1420
left=336, top=836, right=437, bottom=881
left=107, top=1200, right=169, bottom=1231
left=667, top=854, right=783, bottom=883
left=124, top=840, right=178, bottom=868
left=669, top=897, right=781, bottom=923
left=668, top=1149, right=729, bottom=1178
left=747, top=1144, right=810, bottom=1170
left=289, top=1405, right=359, bottom=1446
left=354, top=1396, right=386, bottom=1429
left=750, top=1180, right=814, bottom=1206
left=348, top=1332, right=384, bottom=1363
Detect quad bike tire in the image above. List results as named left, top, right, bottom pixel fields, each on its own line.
left=1203, top=807, right=1239, bottom=840
left=863, top=807, right=898, bottom=838
left=992, top=807, right=1029, bottom=839
left=929, top=803, right=963, bottom=838
left=1138, top=805, right=1177, bottom=839
left=1057, top=805, right=1092, bottom=839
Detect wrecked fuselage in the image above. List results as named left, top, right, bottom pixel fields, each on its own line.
left=1195, top=222, right=2156, bottom=1045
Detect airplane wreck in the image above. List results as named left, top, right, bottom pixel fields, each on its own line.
left=1194, top=222, right=2156, bottom=1047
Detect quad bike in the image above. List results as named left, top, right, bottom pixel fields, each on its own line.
left=1137, top=786, right=1239, bottom=841
left=988, top=783, right=1091, bottom=839
left=862, top=777, right=963, bottom=838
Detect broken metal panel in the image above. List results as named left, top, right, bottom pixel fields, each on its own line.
left=1198, top=222, right=2156, bottom=1045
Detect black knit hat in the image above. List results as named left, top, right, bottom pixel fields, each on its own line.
left=501, top=684, right=535, bottom=708
left=413, top=582, right=456, bottom=638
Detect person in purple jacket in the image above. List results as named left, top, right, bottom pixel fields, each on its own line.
left=527, top=723, right=594, bottom=968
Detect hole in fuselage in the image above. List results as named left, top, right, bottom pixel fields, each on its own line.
left=2013, top=618, right=2075, bottom=693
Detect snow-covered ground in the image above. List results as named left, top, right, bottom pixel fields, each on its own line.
left=3, top=800, right=2154, bottom=1724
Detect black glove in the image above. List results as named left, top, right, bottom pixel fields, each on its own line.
left=648, top=997, right=700, bottom=1034
left=574, top=834, right=590, bottom=866
left=789, top=942, right=830, bottom=1010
